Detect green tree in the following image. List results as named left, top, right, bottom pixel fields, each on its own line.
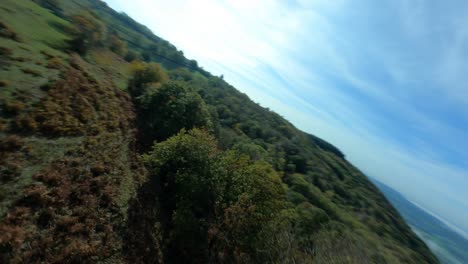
left=144, top=129, right=289, bottom=263
left=124, top=50, right=139, bottom=62
left=108, top=34, right=127, bottom=56
left=128, top=61, right=168, bottom=97
left=67, top=12, right=106, bottom=54
left=139, top=81, right=212, bottom=142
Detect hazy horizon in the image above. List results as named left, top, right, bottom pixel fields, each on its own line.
left=104, top=0, right=468, bottom=238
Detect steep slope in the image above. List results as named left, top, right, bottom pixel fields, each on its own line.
left=0, top=0, right=438, bottom=263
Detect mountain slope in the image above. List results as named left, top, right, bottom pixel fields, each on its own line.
left=0, top=0, right=438, bottom=263
left=371, top=178, right=468, bottom=264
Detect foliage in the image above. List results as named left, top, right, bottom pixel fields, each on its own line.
left=67, top=12, right=106, bottom=54
left=124, top=50, right=139, bottom=62
left=0, top=22, right=20, bottom=42
left=128, top=60, right=168, bottom=97
left=108, top=34, right=127, bottom=56
left=46, top=57, right=63, bottom=69
left=21, top=68, right=42, bottom=77
left=138, top=81, right=213, bottom=143
left=144, top=129, right=289, bottom=262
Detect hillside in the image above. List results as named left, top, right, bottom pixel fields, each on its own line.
left=0, top=0, right=439, bottom=263
left=371, top=178, right=468, bottom=264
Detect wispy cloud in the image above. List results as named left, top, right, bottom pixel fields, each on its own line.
left=105, top=0, right=468, bottom=237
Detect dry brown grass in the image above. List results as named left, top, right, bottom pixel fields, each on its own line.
left=0, top=63, right=143, bottom=262
left=22, top=67, right=135, bottom=137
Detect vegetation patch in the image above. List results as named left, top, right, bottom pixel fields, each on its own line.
left=21, top=68, right=42, bottom=77
left=0, top=80, right=10, bottom=87
left=0, top=21, right=20, bottom=41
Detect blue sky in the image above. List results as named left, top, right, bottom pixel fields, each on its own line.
left=104, top=0, right=468, bottom=238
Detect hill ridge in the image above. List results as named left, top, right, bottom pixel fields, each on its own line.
left=0, top=0, right=439, bottom=263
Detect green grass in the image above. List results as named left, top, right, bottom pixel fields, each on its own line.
left=0, top=135, right=83, bottom=218
left=0, top=0, right=70, bottom=48
left=0, top=0, right=69, bottom=105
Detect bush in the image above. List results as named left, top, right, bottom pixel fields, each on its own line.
left=46, top=57, right=63, bottom=69
left=0, top=135, right=23, bottom=151
left=144, top=129, right=288, bottom=262
left=67, top=13, right=106, bottom=54
left=139, top=81, right=212, bottom=142
left=15, top=116, right=38, bottom=131
left=0, top=46, right=13, bottom=57
left=124, top=50, right=139, bottom=62
left=21, top=68, right=42, bottom=77
left=0, top=22, right=20, bottom=41
left=108, top=34, right=127, bottom=56
left=3, top=100, right=26, bottom=115
left=128, top=61, right=168, bottom=97
left=0, top=80, right=10, bottom=87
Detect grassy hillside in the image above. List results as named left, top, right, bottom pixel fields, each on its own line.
left=0, top=0, right=439, bottom=263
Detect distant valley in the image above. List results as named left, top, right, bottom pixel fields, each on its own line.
left=371, top=178, right=468, bottom=264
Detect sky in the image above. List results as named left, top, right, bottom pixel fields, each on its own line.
left=104, top=0, right=468, bottom=238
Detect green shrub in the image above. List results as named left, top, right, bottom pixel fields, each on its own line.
left=108, top=34, right=127, bottom=56
left=138, top=81, right=212, bottom=142
left=0, top=46, right=13, bottom=57
left=46, top=57, right=63, bottom=69
left=3, top=100, right=26, bottom=115
left=128, top=61, right=168, bottom=97
left=67, top=12, right=106, bottom=54
left=0, top=80, right=10, bottom=87
left=144, top=129, right=288, bottom=262
left=21, top=68, right=42, bottom=77
left=0, top=22, right=20, bottom=41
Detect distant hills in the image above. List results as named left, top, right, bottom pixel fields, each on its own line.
left=371, top=178, right=468, bottom=264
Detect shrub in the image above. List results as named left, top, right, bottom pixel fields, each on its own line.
left=0, top=22, right=20, bottom=41
left=128, top=61, right=168, bottom=97
left=0, top=46, right=13, bottom=57
left=124, top=50, right=139, bottom=62
left=0, top=80, right=10, bottom=87
left=67, top=13, right=107, bottom=54
left=144, top=129, right=288, bottom=262
left=3, top=100, right=26, bottom=115
left=108, top=34, right=127, bottom=56
left=13, top=57, right=26, bottom=62
left=46, top=57, right=63, bottom=69
left=15, top=116, right=38, bottom=131
left=40, top=50, right=55, bottom=59
left=139, top=81, right=212, bottom=142
left=0, top=224, right=26, bottom=249
left=0, top=135, right=23, bottom=151
left=0, top=118, right=8, bottom=132
left=21, top=68, right=42, bottom=77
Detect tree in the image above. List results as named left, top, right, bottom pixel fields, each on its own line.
left=67, top=12, right=106, bottom=54
left=144, top=129, right=289, bottom=263
left=108, top=34, right=127, bottom=56
left=139, top=81, right=212, bottom=142
left=128, top=61, right=168, bottom=97
left=124, top=50, right=139, bottom=62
